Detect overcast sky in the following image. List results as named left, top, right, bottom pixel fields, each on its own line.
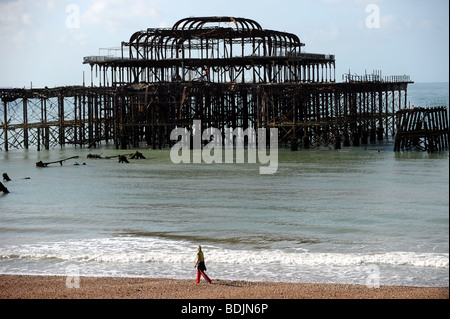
left=0, top=0, right=448, bottom=88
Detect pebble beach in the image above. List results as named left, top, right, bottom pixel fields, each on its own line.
left=0, top=275, right=447, bottom=299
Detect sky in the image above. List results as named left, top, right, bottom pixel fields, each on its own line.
left=0, top=0, right=448, bottom=88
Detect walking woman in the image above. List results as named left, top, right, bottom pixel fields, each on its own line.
left=194, top=245, right=212, bottom=284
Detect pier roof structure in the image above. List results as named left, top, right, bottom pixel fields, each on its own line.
left=83, top=16, right=334, bottom=86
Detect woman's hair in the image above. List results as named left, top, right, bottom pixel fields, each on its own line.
left=197, top=245, right=202, bottom=251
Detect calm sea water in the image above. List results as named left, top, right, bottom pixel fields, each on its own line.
left=0, top=82, right=448, bottom=287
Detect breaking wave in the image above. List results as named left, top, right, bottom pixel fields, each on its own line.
left=1, top=236, right=448, bottom=269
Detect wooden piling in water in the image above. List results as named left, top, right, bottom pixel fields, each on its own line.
left=394, top=106, right=449, bottom=152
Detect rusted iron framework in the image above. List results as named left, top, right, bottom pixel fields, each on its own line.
left=0, top=86, right=115, bottom=151
left=84, top=16, right=334, bottom=85
left=394, top=106, right=449, bottom=152
left=1, top=17, right=420, bottom=152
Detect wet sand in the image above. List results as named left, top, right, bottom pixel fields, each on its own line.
left=0, top=275, right=448, bottom=299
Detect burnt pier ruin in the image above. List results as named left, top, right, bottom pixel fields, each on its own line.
left=3, top=16, right=445, bottom=152
left=394, top=106, right=449, bottom=152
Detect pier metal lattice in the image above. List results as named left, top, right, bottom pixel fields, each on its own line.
left=1, top=17, right=424, bottom=152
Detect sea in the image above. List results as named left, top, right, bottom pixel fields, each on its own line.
left=0, top=82, right=448, bottom=287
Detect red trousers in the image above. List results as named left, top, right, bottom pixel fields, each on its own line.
left=196, top=270, right=212, bottom=283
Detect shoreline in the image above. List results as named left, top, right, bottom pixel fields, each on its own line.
left=0, top=275, right=448, bottom=299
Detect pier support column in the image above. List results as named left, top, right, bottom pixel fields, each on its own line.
left=58, top=95, right=65, bottom=148
left=333, top=130, right=341, bottom=150
left=290, top=136, right=298, bottom=151
left=3, top=100, right=7, bottom=151
left=302, top=134, right=310, bottom=149
left=23, top=98, right=28, bottom=149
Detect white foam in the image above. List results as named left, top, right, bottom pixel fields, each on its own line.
left=1, top=237, right=448, bottom=269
